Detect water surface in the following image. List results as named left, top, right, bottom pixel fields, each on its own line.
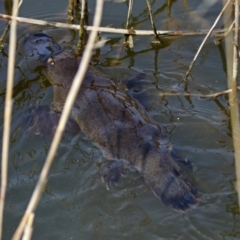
left=0, top=0, right=239, bottom=239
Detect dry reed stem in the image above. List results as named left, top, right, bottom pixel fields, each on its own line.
left=223, top=0, right=240, bottom=210
left=77, top=0, right=87, bottom=52
left=145, top=0, right=161, bottom=43
left=184, top=0, right=231, bottom=81
left=145, top=0, right=155, bottom=31
left=124, top=0, right=134, bottom=48
left=12, top=0, right=104, bottom=239
left=22, top=213, right=34, bottom=240
left=67, top=0, right=75, bottom=21
left=214, top=19, right=234, bottom=43
left=230, top=0, right=240, bottom=209
left=126, top=0, right=133, bottom=29
left=0, top=0, right=19, bottom=239
left=159, top=86, right=240, bottom=98
left=1, top=13, right=240, bottom=37
left=0, top=0, right=23, bottom=48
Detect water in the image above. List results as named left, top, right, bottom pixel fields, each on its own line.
left=0, top=0, right=239, bottom=239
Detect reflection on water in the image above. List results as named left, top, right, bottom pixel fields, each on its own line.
left=0, top=0, right=239, bottom=239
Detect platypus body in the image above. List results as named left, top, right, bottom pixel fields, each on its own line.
left=23, top=33, right=198, bottom=210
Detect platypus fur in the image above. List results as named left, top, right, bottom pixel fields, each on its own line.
left=23, top=33, right=199, bottom=211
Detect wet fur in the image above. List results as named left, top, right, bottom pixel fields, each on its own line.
left=41, top=51, right=199, bottom=210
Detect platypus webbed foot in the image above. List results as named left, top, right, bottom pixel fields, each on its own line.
left=123, top=73, right=153, bottom=111
left=102, top=160, right=124, bottom=188
left=146, top=166, right=198, bottom=211
left=161, top=189, right=198, bottom=211
left=22, top=105, right=80, bottom=138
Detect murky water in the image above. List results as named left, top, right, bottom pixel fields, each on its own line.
left=0, top=0, right=240, bottom=239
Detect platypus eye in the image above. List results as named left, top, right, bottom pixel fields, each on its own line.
left=47, top=57, right=55, bottom=66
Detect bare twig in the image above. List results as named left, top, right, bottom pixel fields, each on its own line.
left=1, top=13, right=240, bottom=37
left=183, top=0, right=231, bottom=81
left=0, top=0, right=19, bottom=239
left=12, top=0, right=104, bottom=239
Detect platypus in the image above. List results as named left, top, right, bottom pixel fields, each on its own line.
left=22, top=33, right=199, bottom=210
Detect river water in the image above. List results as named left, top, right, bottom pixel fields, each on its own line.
left=0, top=0, right=239, bottom=239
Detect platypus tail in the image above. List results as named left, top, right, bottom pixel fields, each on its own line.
left=142, top=153, right=199, bottom=211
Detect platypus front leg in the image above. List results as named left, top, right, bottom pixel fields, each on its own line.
left=122, top=73, right=153, bottom=111
left=141, top=151, right=198, bottom=211
left=102, top=160, right=124, bottom=189
left=169, top=147, right=196, bottom=171
left=23, top=105, right=80, bottom=138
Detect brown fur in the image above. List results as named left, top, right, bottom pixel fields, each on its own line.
left=43, top=51, right=198, bottom=210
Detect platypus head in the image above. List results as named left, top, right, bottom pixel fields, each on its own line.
left=22, top=33, right=62, bottom=62
left=43, top=51, right=79, bottom=87
left=22, top=33, right=79, bottom=87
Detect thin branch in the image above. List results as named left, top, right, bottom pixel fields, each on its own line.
left=183, top=0, right=231, bottom=80
left=1, top=13, right=240, bottom=37
left=0, top=0, right=19, bottom=239
left=12, top=0, right=104, bottom=239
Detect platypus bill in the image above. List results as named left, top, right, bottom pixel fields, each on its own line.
left=22, top=33, right=199, bottom=211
